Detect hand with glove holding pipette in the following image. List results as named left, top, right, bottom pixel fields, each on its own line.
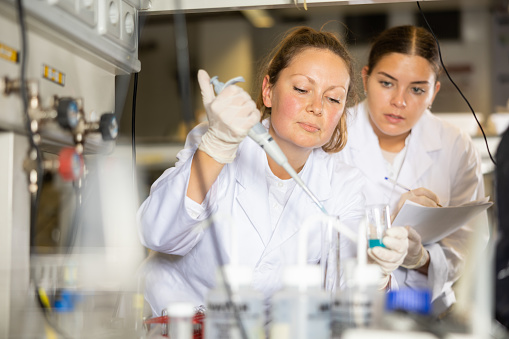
left=186, top=69, right=260, bottom=203
left=197, top=70, right=259, bottom=164
left=137, top=26, right=367, bottom=316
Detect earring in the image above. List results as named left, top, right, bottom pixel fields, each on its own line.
left=428, top=105, right=432, bottom=110
left=364, top=90, right=367, bottom=96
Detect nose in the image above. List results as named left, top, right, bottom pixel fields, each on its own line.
left=391, top=89, right=407, bottom=109
left=307, top=94, right=323, bottom=116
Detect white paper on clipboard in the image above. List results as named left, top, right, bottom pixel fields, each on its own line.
left=391, top=197, right=493, bottom=245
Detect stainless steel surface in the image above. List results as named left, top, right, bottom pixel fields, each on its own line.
left=141, top=0, right=442, bottom=14
left=0, top=132, right=30, bottom=338
left=0, top=1, right=145, bottom=337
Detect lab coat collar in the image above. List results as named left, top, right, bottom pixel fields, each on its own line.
left=345, top=102, right=388, bottom=189
left=235, top=137, right=331, bottom=253
left=262, top=148, right=332, bottom=256
left=346, top=101, right=442, bottom=192
left=347, top=101, right=378, bottom=152
left=411, top=110, right=443, bottom=153
left=235, top=139, right=273, bottom=246
left=397, top=110, right=442, bottom=189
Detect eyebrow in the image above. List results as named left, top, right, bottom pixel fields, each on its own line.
left=377, top=71, right=430, bottom=85
left=294, top=73, right=347, bottom=91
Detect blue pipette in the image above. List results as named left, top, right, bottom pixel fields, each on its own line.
left=210, top=75, right=328, bottom=215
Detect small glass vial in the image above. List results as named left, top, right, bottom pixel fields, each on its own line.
left=269, top=265, right=331, bottom=339
left=167, top=302, right=195, bottom=339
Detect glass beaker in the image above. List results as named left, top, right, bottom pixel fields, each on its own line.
left=365, top=204, right=391, bottom=248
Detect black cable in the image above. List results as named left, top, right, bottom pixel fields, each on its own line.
left=132, top=11, right=147, bottom=208
left=15, top=2, right=73, bottom=338
left=173, top=9, right=193, bottom=126
left=132, top=72, right=138, bottom=191
left=16, top=0, right=44, bottom=252
left=417, top=1, right=497, bottom=166
left=16, top=0, right=30, bottom=147
left=64, top=181, right=84, bottom=253
left=34, top=285, right=74, bottom=339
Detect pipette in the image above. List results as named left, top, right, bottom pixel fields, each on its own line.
left=210, top=75, right=328, bottom=215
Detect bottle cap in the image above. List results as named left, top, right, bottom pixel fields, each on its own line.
left=53, top=289, right=75, bottom=312
left=167, top=302, right=195, bottom=318
left=386, top=288, right=432, bottom=315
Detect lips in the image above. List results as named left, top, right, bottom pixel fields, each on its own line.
left=298, top=122, right=320, bottom=132
left=384, top=113, right=404, bottom=124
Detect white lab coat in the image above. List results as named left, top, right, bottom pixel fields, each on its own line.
left=337, top=100, right=488, bottom=315
left=137, top=122, right=365, bottom=316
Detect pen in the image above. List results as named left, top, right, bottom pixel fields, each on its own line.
left=384, top=177, right=411, bottom=191
left=384, top=177, right=442, bottom=207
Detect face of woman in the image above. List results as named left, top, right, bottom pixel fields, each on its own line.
left=363, top=52, right=440, bottom=139
left=262, top=48, right=350, bottom=154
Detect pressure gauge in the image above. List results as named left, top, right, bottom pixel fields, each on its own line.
left=58, top=147, right=84, bottom=181
left=99, top=113, right=118, bottom=140
left=57, top=98, right=79, bottom=129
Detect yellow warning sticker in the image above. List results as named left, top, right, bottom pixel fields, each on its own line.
left=42, top=64, right=65, bottom=86
left=0, top=43, right=18, bottom=63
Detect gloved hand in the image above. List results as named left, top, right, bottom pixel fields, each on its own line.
left=392, top=187, right=441, bottom=219
left=401, top=226, right=429, bottom=270
left=367, top=226, right=409, bottom=289
left=197, top=69, right=261, bottom=164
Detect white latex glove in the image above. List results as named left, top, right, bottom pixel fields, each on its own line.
left=392, top=187, right=441, bottom=219
left=368, top=226, right=409, bottom=289
left=401, top=226, right=429, bottom=270
left=197, top=69, right=260, bottom=164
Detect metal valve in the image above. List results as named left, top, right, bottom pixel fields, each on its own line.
left=56, top=98, right=80, bottom=130
left=23, top=147, right=84, bottom=193
left=72, top=112, right=118, bottom=151
left=99, top=113, right=119, bottom=141
left=58, top=147, right=84, bottom=181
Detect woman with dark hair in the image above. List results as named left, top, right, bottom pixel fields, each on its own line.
left=338, top=25, right=488, bottom=316
left=137, top=26, right=408, bottom=316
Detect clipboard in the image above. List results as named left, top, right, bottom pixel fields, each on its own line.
left=391, top=197, right=493, bottom=244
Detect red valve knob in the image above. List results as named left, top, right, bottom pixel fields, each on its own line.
left=58, top=147, right=84, bottom=181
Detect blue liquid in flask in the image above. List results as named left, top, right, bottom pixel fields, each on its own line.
left=369, top=239, right=386, bottom=248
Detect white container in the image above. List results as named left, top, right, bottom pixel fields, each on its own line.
left=205, top=265, right=264, bottom=339
left=331, top=260, right=384, bottom=338
left=269, top=265, right=331, bottom=339
left=167, top=302, right=195, bottom=339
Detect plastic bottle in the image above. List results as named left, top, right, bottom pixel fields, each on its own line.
left=331, top=259, right=384, bottom=338
left=269, top=265, right=331, bottom=339
left=204, top=265, right=265, bottom=339
left=53, top=289, right=83, bottom=337
left=167, top=302, right=195, bottom=339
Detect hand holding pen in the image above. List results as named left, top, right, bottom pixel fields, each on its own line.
left=385, top=177, right=443, bottom=218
